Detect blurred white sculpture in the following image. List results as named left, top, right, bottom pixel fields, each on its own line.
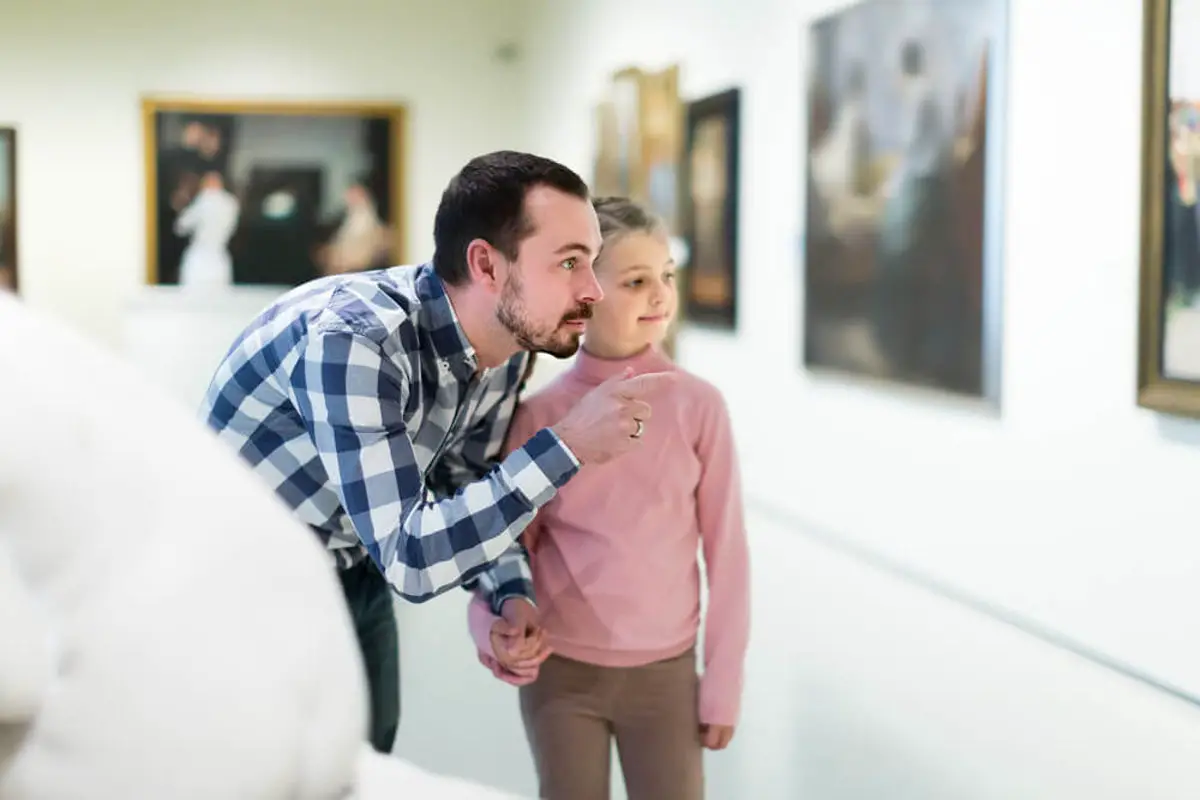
left=0, top=294, right=519, bottom=799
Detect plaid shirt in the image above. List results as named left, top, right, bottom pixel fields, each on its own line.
left=199, top=263, right=579, bottom=612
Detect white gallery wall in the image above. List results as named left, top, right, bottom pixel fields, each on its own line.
left=0, top=0, right=535, bottom=349
left=520, top=0, right=1200, bottom=704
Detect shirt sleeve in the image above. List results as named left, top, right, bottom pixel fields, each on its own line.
left=289, top=325, right=579, bottom=603
left=466, top=395, right=556, bottom=612
left=432, top=355, right=549, bottom=613
left=694, top=388, right=751, bottom=727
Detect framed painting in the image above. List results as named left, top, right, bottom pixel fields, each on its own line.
left=680, top=88, right=740, bottom=329
left=142, top=97, right=406, bottom=288
left=803, top=0, right=1009, bottom=401
left=591, top=65, right=685, bottom=355
left=0, top=127, right=16, bottom=294
left=591, top=64, right=684, bottom=231
left=1137, top=0, right=1200, bottom=417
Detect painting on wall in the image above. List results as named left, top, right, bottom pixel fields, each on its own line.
left=680, top=88, right=740, bottom=329
left=592, top=65, right=684, bottom=231
left=591, top=65, right=685, bottom=355
left=803, top=0, right=1008, bottom=400
left=0, top=127, right=16, bottom=294
left=1137, top=0, right=1200, bottom=417
left=143, top=97, right=406, bottom=289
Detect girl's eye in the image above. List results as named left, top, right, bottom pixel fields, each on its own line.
left=626, top=278, right=644, bottom=288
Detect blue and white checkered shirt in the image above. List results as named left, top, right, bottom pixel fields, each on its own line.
left=199, top=263, right=579, bottom=612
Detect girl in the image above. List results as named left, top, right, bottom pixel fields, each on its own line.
left=467, top=197, right=750, bottom=800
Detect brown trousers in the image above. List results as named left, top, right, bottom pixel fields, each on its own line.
left=518, top=649, right=704, bottom=800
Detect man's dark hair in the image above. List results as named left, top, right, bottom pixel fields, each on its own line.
left=432, top=151, right=590, bottom=285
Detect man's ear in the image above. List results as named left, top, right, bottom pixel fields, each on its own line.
left=464, top=239, right=502, bottom=291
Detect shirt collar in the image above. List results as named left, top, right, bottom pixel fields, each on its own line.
left=413, top=263, right=479, bottom=379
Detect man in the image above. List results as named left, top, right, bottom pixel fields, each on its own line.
left=199, top=150, right=667, bottom=755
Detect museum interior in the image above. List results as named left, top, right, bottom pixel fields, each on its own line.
left=3, top=0, right=1200, bottom=797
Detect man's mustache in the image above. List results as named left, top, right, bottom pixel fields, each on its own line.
left=562, top=304, right=593, bottom=323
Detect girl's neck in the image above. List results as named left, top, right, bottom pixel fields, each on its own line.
left=573, top=340, right=668, bottom=385
left=581, top=338, right=656, bottom=361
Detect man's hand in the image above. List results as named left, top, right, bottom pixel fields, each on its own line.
left=700, top=724, right=735, bottom=750
left=550, top=368, right=680, bottom=465
left=489, top=598, right=551, bottom=681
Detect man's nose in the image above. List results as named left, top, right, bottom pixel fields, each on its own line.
left=576, top=265, right=603, bottom=304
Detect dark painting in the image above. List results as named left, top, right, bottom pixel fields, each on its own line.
left=681, top=88, right=739, bottom=329
left=803, top=0, right=1007, bottom=399
left=0, top=127, right=16, bottom=294
left=144, top=99, right=405, bottom=288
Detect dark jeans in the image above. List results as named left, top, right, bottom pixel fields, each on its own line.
left=338, top=558, right=401, bottom=753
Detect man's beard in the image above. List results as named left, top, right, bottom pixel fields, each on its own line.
left=496, top=270, right=592, bottom=359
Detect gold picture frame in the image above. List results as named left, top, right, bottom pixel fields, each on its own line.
left=1136, top=0, right=1200, bottom=416
left=142, top=96, right=407, bottom=287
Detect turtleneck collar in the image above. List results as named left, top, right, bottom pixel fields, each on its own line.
left=571, top=343, right=673, bottom=386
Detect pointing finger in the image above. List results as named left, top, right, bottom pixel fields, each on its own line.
left=599, top=366, right=636, bottom=388
left=617, top=370, right=681, bottom=399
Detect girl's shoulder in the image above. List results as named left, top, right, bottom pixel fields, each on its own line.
left=662, top=364, right=729, bottom=413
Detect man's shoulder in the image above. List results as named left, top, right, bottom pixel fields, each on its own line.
left=306, top=265, right=428, bottom=344
left=214, top=266, right=428, bottom=373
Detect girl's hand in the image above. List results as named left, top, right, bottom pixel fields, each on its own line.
left=700, top=724, right=735, bottom=750
left=475, top=650, right=540, bottom=687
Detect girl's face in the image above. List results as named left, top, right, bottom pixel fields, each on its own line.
left=586, top=230, right=677, bottom=356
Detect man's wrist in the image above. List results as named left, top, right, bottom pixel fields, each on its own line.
left=491, top=587, right=536, bottom=616
left=548, top=423, right=580, bottom=465
left=499, top=595, right=535, bottom=612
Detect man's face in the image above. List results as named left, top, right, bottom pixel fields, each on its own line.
left=495, top=186, right=603, bottom=358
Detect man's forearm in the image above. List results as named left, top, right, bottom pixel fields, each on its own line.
left=367, top=428, right=577, bottom=602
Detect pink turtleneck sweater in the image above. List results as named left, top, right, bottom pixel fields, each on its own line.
left=468, top=346, right=750, bottom=726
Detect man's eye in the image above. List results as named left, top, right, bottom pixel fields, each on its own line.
left=560, top=257, right=577, bottom=270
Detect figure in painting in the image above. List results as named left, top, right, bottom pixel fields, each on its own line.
left=871, top=38, right=955, bottom=383
left=315, top=180, right=393, bottom=275
left=809, top=62, right=877, bottom=239
left=173, top=170, right=241, bottom=288
left=1166, top=102, right=1200, bottom=308
left=687, top=116, right=730, bottom=307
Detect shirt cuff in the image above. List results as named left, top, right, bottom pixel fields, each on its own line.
left=698, top=672, right=743, bottom=727
left=490, top=579, right=537, bottom=616
left=543, top=426, right=581, bottom=469
left=502, top=426, right=580, bottom=507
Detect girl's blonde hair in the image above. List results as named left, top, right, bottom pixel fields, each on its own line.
left=592, top=196, right=667, bottom=256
